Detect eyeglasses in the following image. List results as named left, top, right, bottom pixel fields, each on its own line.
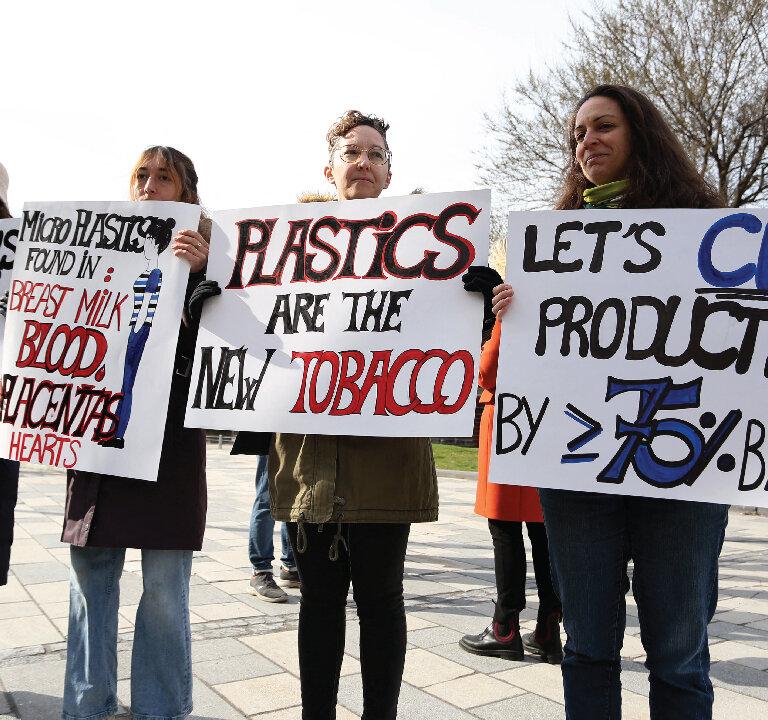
left=334, top=144, right=390, bottom=166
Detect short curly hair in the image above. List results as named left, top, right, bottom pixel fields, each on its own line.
left=326, top=110, right=390, bottom=158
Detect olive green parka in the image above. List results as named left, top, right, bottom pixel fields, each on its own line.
left=269, top=433, right=438, bottom=526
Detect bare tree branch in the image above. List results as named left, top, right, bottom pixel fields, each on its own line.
left=477, top=0, right=768, bottom=208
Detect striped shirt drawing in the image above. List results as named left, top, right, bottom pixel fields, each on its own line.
left=130, top=267, right=163, bottom=327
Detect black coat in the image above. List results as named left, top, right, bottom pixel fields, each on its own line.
left=0, top=459, right=19, bottom=585
left=231, top=431, right=271, bottom=456
left=62, top=265, right=208, bottom=551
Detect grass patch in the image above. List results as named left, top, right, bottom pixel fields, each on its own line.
left=431, top=442, right=478, bottom=472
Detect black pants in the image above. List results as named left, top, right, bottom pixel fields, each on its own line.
left=489, top=519, right=560, bottom=625
left=287, top=522, right=410, bottom=720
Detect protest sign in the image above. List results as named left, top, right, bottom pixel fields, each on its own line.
left=0, top=201, right=201, bottom=481
left=184, top=190, right=490, bottom=435
left=0, top=218, right=19, bottom=359
left=490, top=208, right=768, bottom=507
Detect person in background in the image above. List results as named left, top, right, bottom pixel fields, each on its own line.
left=269, top=110, right=439, bottom=720
left=0, top=160, right=20, bottom=588
left=249, top=454, right=298, bottom=601
left=492, top=84, right=726, bottom=720
left=61, top=146, right=212, bottom=720
left=457, top=278, right=562, bottom=661
left=233, top=191, right=338, bottom=603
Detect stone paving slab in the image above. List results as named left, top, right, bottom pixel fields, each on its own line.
left=0, top=445, right=767, bottom=718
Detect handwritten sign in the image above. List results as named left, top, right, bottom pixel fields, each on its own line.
left=0, top=201, right=200, bottom=480
left=491, top=208, right=768, bottom=506
left=185, top=191, right=490, bottom=435
left=0, top=218, right=19, bottom=360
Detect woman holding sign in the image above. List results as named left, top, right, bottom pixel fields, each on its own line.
left=61, top=146, right=211, bottom=720
left=0, top=160, right=20, bottom=587
left=269, top=110, right=438, bottom=720
left=493, top=85, right=725, bottom=719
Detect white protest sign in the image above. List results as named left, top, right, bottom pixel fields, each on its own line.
left=490, top=208, right=768, bottom=507
left=0, top=218, right=19, bottom=360
left=184, top=190, right=490, bottom=435
left=0, top=201, right=200, bottom=481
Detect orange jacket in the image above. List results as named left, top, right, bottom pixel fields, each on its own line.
left=474, top=320, right=544, bottom=522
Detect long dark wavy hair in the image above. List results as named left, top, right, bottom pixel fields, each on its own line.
left=556, top=84, right=723, bottom=210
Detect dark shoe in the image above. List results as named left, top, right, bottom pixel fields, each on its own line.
left=275, top=565, right=300, bottom=588
left=459, top=620, right=523, bottom=660
left=523, top=610, right=563, bottom=664
left=249, top=572, right=288, bottom=603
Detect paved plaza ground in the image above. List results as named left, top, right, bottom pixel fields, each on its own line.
left=1, top=445, right=768, bottom=719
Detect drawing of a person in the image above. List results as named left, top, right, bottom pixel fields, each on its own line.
left=99, top=216, right=175, bottom=448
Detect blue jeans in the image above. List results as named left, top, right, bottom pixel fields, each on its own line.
left=249, top=454, right=294, bottom=573
left=539, top=490, right=727, bottom=720
left=63, top=546, right=193, bottom=720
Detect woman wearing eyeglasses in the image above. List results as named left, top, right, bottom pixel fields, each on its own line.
left=269, top=110, right=438, bottom=720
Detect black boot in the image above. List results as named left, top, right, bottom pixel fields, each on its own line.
left=522, top=609, right=563, bottom=664
left=459, top=615, right=523, bottom=660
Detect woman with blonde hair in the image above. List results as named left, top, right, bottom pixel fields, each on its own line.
left=62, top=146, right=212, bottom=720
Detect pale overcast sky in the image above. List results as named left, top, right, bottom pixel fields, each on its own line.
left=1, top=0, right=590, bottom=215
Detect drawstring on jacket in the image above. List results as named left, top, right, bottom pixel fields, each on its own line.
left=294, top=499, right=347, bottom=559
left=329, top=513, right=347, bottom=561
left=296, top=513, right=308, bottom=554
left=328, top=496, right=347, bottom=561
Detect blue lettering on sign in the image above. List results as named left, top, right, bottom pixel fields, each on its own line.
left=561, top=403, right=602, bottom=463
left=698, top=213, right=768, bottom=289
left=597, top=376, right=741, bottom=488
